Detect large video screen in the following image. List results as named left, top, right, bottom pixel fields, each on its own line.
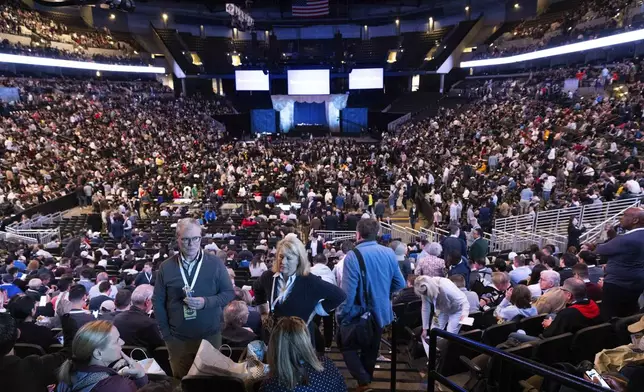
left=349, top=68, right=384, bottom=90
left=235, top=70, right=270, bottom=91
left=287, top=69, right=330, bottom=95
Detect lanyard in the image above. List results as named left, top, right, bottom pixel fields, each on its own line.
left=179, top=253, right=203, bottom=294
left=145, top=272, right=151, bottom=283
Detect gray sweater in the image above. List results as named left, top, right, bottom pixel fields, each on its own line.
left=153, top=252, right=235, bottom=341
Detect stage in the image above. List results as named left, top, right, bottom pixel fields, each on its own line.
left=293, top=124, right=329, bottom=138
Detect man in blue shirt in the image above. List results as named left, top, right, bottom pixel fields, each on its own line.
left=0, top=274, right=23, bottom=299
left=335, top=194, right=345, bottom=210
left=337, top=218, right=405, bottom=391
left=519, top=186, right=533, bottom=214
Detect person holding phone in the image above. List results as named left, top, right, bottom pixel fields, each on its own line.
left=57, top=320, right=148, bottom=392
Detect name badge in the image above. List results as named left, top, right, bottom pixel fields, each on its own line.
left=183, top=305, right=197, bottom=320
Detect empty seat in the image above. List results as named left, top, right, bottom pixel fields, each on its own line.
left=532, top=333, right=573, bottom=365
left=571, top=323, right=615, bottom=363
left=439, top=329, right=483, bottom=377
left=482, top=321, right=518, bottom=347
left=14, top=343, right=46, bottom=358
left=517, top=314, right=547, bottom=336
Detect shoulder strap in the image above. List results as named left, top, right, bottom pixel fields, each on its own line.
left=352, top=248, right=371, bottom=308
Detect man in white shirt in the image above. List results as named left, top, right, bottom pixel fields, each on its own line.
left=204, top=239, right=220, bottom=252
left=88, top=272, right=118, bottom=299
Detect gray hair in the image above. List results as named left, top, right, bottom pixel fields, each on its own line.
left=224, top=300, right=249, bottom=327
left=131, top=284, right=154, bottom=307
left=176, top=218, right=202, bottom=236
left=540, top=270, right=560, bottom=288
left=426, top=242, right=443, bottom=257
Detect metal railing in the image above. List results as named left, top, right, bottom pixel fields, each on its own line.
left=6, top=211, right=64, bottom=230
left=4, top=227, right=60, bottom=244
left=3, top=231, right=39, bottom=244
left=495, top=197, right=642, bottom=238
left=315, top=230, right=357, bottom=243
left=490, top=228, right=567, bottom=252
left=427, top=329, right=607, bottom=392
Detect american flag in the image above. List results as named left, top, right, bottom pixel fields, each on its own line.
left=292, top=0, right=329, bottom=17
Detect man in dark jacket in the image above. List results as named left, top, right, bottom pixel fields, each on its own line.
left=541, top=278, right=602, bottom=338
left=468, top=228, right=488, bottom=262
left=8, top=295, right=58, bottom=350
left=0, top=312, right=71, bottom=392
left=88, top=281, right=113, bottom=311
left=596, top=207, right=644, bottom=319
left=324, top=210, right=339, bottom=230
left=113, top=284, right=164, bottom=352
left=442, top=226, right=467, bottom=261
left=374, top=199, right=386, bottom=221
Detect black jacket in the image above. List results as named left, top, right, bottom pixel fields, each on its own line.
left=16, top=321, right=59, bottom=351
left=324, top=215, right=339, bottom=230
left=0, top=347, right=70, bottom=392
left=134, top=271, right=156, bottom=287
left=542, top=300, right=601, bottom=338
left=89, top=294, right=113, bottom=311
left=222, top=324, right=258, bottom=348
left=253, top=272, right=346, bottom=324
left=113, top=306, right=165, bottom=352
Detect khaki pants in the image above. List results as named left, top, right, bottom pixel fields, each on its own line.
left=166, top=333, right=222, bottom=379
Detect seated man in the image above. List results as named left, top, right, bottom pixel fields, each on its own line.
left=510, top=278, right=601, bottom=342
left=533, top=270, right=567, bottom=315
left=99, top=289, right=132, bottom=322
left=7, top=295, right=58, bottom=350
left=222, top=300, right=258, bottom=348
left=572, top=263, right=602, bottom=302
left=393, top=274, right=420, bottom=305
left=0, top=313, right=71, bottom=391
left=450, top=274, right=480, bottom=312
left=479, top=272, right=510, bottom=309
left=113, top=284, right=164, bottom=352
left=88, top=281, right=113, bottom=311
left=60, top=284, right=95, bottom=345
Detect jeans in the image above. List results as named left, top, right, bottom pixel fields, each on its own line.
left=410, top=218, right=417, bottom=230
left=543, top=190, right=551, bottom=202
left=166, top=332, right=222, bottom=379
left=519, top=200, right=530, bottom=214
left=508, top=331, right=541, bottom=343
left=341, top=325, right=383, bottom=386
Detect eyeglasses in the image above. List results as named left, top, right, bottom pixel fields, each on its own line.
left=181, top=236, right=202, bottom=245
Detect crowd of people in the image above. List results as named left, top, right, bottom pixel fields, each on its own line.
left=476, top=0, right=638, bottom=60
left=0, top=1, right=142, bottom=64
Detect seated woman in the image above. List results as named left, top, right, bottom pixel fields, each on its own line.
left=494, top=285, right=537, bottom=323
left=259, top=317, right=347, bottom=392
left=57, top=320, right=148, bottom=392
left=222, top=300, right=258, bottom=347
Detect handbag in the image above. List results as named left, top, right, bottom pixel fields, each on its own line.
left=337, top=247, right=377, bottom=350
left=128, top=348, right=167, bottom=376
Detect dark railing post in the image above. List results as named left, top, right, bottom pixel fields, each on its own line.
left=427, top=330, right=437, bottom=392
left=390, top=319, right=397, bottom=392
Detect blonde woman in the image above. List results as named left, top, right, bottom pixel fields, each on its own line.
left=414, top=276, right=470, bottom=340
left=252, top=233, right=346, bottom=345
left=57, top=320, right=148, bottom=392
left=259, top=317, right=347, bottom=392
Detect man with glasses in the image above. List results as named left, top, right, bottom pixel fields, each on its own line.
left=153, top=218, right=235, bottom=378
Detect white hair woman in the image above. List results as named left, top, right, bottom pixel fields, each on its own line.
left=414, top=242, right=446, bottom=277
left=57, top=320, right=148, bottom=392
left=414, top=275, right=470, bottom=340
left=252, top=233, right=346, bottom=348
left=258, top=316, right=347, bottom=392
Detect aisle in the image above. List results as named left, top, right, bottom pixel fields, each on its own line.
left=326, top=345, right=426, bottom=391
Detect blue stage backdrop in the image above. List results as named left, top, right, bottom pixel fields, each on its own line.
left=294, top=102, right=327, bottom=126
left=251, top=109, right=276, bottom=134
left=342, top=108, right=368, bottom=133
